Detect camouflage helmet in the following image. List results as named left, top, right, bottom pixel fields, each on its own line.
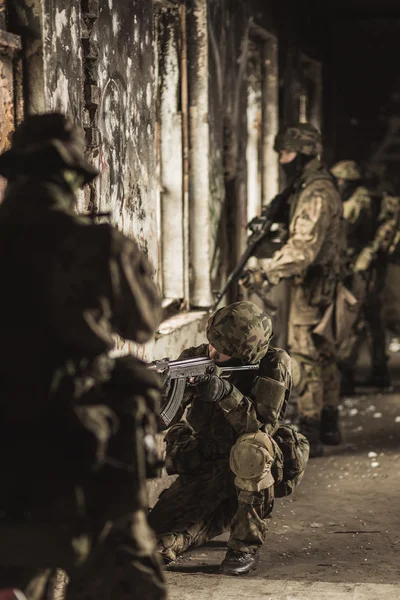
left=0, top=112, right=98, bottom=184
left=274, top=122, right=322, bottom=156
left=331, top=160, right=362, bottom=181
left=206, top=301, right=273, bottom=364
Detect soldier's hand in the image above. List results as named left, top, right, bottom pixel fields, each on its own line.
left=239, top=268, right=266, bottom=290
left=189, top=374, right=232, bottom=402
left=354, top=247, right=374, bottom=273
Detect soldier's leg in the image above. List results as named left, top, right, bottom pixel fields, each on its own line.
left=289, top=324, right=324, bottom=457
left=149, top=460, right=236, bottom=564
left=338, top=274, right=368, bottom=395
left=65, top=510, right=166, bottom=600
left=320, top=342, right=342, bottom=445
left=364, top=275, right=391, bottom=387
left=221, top=432, right=276, bottom=575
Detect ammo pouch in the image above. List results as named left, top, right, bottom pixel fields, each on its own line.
left=272, top=424, right=310, bottom=498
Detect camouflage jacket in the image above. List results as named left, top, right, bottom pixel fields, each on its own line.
left=170, top=343, right=292, bottom=455
left=342, top=185, right=374, bottom=261
left=262, top=159, right=343, bottom=317
left=370, top=194, right=400, bottom=257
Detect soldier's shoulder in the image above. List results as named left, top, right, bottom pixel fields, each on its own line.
left=261, top=346, right=291, bottom=370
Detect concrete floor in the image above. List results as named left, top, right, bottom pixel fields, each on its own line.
left=165, top=352, right=400, bottom=599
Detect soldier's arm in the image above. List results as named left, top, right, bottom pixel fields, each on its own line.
left=369, top=197, right=400, bottom=254
left=261, top=184, right=334, bottom=285
left=110, top=229, right=162, bottom=343
left=343, top=194, right=373, bottom=239
left=218, top=348, right=291, bottom=435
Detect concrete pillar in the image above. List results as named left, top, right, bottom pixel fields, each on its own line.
left=263, top=35, right=279, bottom=204
left=187, top=0, right=213, bottom=308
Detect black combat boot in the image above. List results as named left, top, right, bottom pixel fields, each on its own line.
left=298, top=417, right=324, bottom=458
left=220, top=549, right=260, bottom=576
left=320, top=406, right=342, bottom=445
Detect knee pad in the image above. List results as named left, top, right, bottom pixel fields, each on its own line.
left=230, top=432, right=275, bottom=492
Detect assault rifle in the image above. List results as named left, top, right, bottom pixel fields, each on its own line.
left=149, top=356, right=259, bottom=428
left=211, top=183, right=294, bottom=311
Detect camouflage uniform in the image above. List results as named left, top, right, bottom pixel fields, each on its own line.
left=241, top=124, right=343, bottom=455
left=148, top=302, right=309, bottom=575
left=334, top=160, right=398, bottom=387
left=0, top=114, right=166, bottom=599
left=331, top=161, right=374, bottom=391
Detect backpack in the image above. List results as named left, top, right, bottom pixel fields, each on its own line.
left=272, top=424, right=310, bottom=497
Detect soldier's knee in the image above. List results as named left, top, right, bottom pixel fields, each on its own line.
left=230, top=432, right=275, bottom=492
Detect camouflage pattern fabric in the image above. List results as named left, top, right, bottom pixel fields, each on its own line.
left=331, top=160, right=362, bottom=181
left=341, top=186, right=374, bottom=264
left=273, top=123, right=322, bottom=156
left=339, top=194, right=400, bottom=370
left=0, top=114, right=165, bottom=599
left=150, top=302, right=301, bottom=560
left=260, top=158, right=343, bottom=417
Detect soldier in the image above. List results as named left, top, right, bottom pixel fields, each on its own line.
left=149, top=301, right=309, bottom=576
left=239, top=123, right=343, bottom=457
left=339, top=185, right=399, bottom=391
left=330, top=160, right=388, bottom=393
left=0, top=113, right=166, bottom=599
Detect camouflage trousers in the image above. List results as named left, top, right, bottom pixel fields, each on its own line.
left=0, top=511, right=166, bottom=600
left=148, top=459, right=274, bottom=560
left=339, top=266, right=388, bottom=370
left=289, top=323, right=340, bottom=420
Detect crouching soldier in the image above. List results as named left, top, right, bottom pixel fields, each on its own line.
left=148, top=301, right=309, bottom=576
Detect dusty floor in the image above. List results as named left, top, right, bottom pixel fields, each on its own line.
left=165, top=352, right=400, bottom=599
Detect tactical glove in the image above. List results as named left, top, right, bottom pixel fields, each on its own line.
left=190, top=374, right=233, bottom=403
left=354, top=247, right=374, bottom=273
left=239, top=268, right=272, bottom=295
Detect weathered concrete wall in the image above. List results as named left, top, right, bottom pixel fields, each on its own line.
left=94, top=0, right=158, bottom=267
left=43, top=0, right=84, bottom=118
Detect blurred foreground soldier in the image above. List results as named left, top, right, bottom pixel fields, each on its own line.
left=149, top=301, right=309, bottom=576
left=239, top=124, right=344, bottom=457
left=0, top=114, right=166, bottom=599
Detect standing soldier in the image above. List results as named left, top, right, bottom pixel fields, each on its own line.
left=0, top=113, right=166, bottom=599
left=240, top=123, right=343, bottom=457
left=330, top=160, right=374, bottom=394
left=336, top=177, right=399, bottom=391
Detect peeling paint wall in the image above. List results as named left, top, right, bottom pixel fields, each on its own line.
left=43, top=0, right=83, bottom=118
left=94, top=0, right=157, bottom=268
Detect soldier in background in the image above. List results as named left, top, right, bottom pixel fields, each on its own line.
left=0, top=113, right=166, bottom=599
left=330, top=160, right=374, bottom=394
left=149, top=302, right=309, bottom=576
left=333, top=160, right=398, bottom=391
left=240, top=123, right=343, bottom=457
